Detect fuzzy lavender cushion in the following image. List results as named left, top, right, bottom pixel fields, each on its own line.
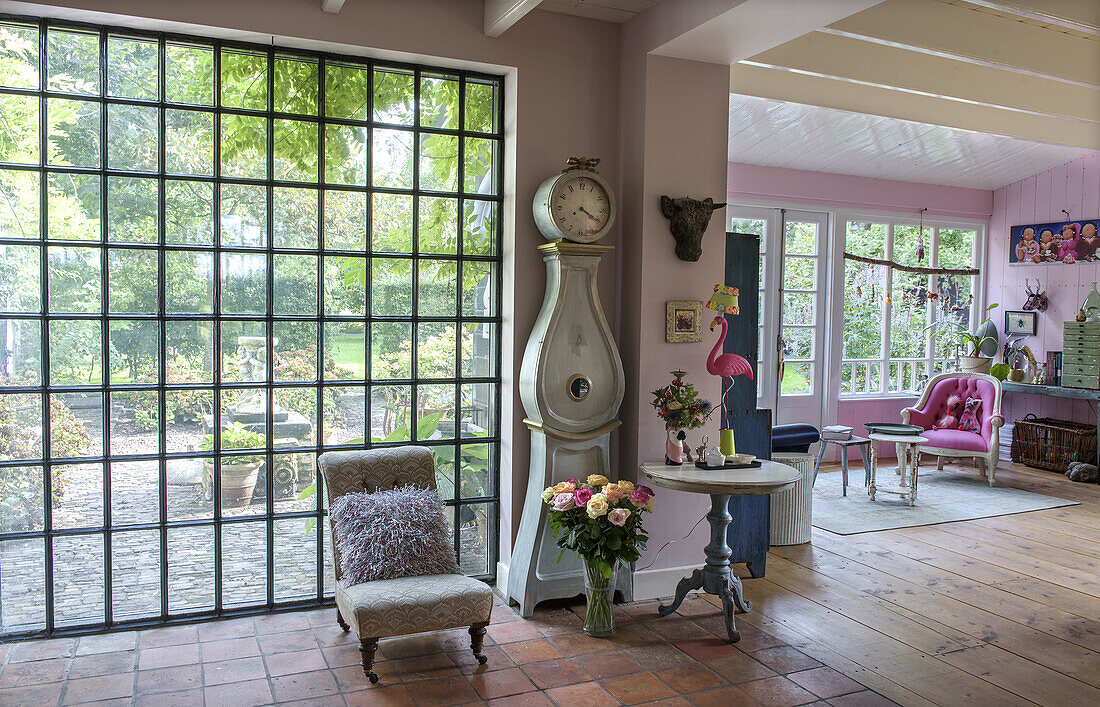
left=330, top=484, right=461, bottom=586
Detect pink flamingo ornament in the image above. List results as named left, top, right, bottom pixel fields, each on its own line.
left=707, top=315, right=753, bottom=417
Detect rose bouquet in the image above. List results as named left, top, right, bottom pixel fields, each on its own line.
left=542, top=474, right=656, bottom=636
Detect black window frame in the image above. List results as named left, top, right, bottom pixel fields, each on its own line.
left=0, top=12, right=504, bottom=639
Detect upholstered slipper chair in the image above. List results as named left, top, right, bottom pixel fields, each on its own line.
left=318, top=446, right=494, bottom=683
left=901, top=372, right=1004, bottom=486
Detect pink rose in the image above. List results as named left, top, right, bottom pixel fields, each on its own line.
left=573, top=487, right=593, bottom=507
left=629, top=486, right=653, bottom=507
left=551, top=493, right=576, bottom=511
left=607, top=508, right=631, bottom=526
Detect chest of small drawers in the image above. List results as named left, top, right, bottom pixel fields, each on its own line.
left=1063, top=321, right=1100, bottom=389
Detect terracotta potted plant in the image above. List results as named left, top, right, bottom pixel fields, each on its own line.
left=201, top=421, right=266, bottom=507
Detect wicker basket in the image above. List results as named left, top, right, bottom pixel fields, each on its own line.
left=1010, top=414, right=1097, bottom=472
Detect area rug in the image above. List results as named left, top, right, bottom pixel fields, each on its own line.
left=811, top=468, right=1079, bottom=535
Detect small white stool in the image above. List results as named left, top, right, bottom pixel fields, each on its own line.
left=868, top=433, right=927, bottom=506
left=813, top=436, right=871, bottom=496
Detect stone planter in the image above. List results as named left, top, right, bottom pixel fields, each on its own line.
left=203, top=460, right=261, bottom=507
left=959, top=356, right=992, bottom=374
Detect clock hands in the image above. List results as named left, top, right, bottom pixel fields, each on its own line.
left=578, top=206, right=603, bottom=223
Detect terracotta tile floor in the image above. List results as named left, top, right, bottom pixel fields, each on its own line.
left=0, top=593, right=896, bottom=706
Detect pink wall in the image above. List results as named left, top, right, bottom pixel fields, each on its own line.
left=728, top=163, right=995, bottom=220
left=987, top=153, right=1100, bottom=428
left=727, top=163, right=995, bottom=457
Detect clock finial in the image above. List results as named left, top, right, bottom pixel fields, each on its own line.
left=563, top=156, right=601, bottom=174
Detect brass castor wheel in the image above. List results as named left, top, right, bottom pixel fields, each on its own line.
left=476, top=655, right=488, bottom=665
left=367, top=672, right=379, bottom=684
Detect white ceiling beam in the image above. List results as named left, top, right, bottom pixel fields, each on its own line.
left=828, top=0, right=1100, bottom=85
left=749, top=31, right=1100, bottom=123
left=321, top=0, right=346, bottom=13
left=484, top=0, right=542, bottom=38
left=964, top=0, right=1099, bottom=35
left=650, top=0, right=881, bottom=65
left=730, top=62, right=1100, bottom=150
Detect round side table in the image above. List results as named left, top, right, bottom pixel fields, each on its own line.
left=868, top=433, right=927, bottom=506
left=640, top=460, right=800, bottom=642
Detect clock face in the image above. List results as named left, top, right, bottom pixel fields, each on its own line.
left=550, top=175, right=610, bottom=240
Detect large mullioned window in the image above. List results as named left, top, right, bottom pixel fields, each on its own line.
left=0, top=15, right=503, bottom=637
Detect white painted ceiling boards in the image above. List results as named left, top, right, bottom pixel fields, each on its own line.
left=728, top=94, right=1090, bottom=190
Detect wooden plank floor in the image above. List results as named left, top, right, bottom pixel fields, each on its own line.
left=706, top=459, right=1100, bottom=707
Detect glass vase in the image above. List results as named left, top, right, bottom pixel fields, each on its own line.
left=582, top=558, right=617, bottom=637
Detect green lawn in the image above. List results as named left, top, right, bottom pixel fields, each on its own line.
left=331, top=333, right=366, bottom=379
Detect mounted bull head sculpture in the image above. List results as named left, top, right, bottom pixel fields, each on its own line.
left=1023, top=278, right=1048, bottom=312
left=660, top=196, right=726, bottom=262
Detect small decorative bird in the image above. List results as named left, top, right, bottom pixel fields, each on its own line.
left=706, top=315, right=753, bottom=418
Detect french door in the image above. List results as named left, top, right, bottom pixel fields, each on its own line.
left=729, top=206, right=829, bottom=427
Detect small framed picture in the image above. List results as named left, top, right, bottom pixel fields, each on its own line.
left=1005, top=310, right=1038, bottom=336
left=666, top=300, right=703, bottom=343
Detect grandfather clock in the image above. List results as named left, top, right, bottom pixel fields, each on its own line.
left=507, top=159, right=628, bottom=616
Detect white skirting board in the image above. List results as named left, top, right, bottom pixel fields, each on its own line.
left=496, top=561, right=703, bottom=604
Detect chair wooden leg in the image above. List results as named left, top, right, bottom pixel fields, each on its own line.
left=336, top=608, right=349, bottom=632
left=469, top=622, right=488, bottom=665
left=359, top=638, right=380, bottom=683
left=936, top=456, right=945, bottom=471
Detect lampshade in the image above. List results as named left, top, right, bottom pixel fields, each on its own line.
left=705, top=284, right=739, bottom=315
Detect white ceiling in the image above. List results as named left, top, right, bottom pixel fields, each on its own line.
left=536, top=0, right=659, bottom=23
left=728, top=93, right=1094, bottom=190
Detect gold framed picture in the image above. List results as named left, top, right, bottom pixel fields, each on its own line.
left=666, top=300, right=703, bottom=343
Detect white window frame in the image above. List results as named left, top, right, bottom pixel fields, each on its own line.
left=828, top=211, right=987, bottom=402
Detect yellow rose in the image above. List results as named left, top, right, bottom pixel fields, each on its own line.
left=586, top=495, right=609, bottom=518
left=552, top=481, right=576, bottom=494
left=603, top=483, right=625, bottom=502
left=541, top=488, right=554, bottom=503
left=617, top=480, right=635, bottom=494
left=586, top=474, right=610, bottom=488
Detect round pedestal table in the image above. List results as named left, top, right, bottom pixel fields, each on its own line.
left=639, top=460, right=800, bottom=642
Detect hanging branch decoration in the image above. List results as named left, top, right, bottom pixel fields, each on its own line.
left=842, top=252, right=979, bottom=276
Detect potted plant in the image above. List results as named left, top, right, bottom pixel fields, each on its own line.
left=927, top=304, right=999, bottom=375
left=542, top=476, right=655, bottom=637
left=650, top=371, right=711, bottom=464
left=201, top=421, right=266, bottom=507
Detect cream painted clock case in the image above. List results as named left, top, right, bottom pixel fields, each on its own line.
left=507, top=158, right=628, bottom=616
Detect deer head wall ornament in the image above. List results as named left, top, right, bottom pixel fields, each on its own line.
left=659, top=196, right=726, bottom=262
left=1023, top=278, right=1048, bottom=312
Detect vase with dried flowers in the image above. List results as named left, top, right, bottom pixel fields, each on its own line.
left=650, top=370, right=711, bottom=465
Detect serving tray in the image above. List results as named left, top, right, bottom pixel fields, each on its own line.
left=695, top=460, right=762, bottom=470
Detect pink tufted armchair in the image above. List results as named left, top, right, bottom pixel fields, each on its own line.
left=901, top=372, right=1005, bottom=486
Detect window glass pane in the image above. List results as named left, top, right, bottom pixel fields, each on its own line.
left=373, top=128, right=412, bottom=189
left=419, top=196, right=457, bottom=254
left=47, top=98, right=101, bottom=167
left=273, top=186, right=318, bottom=249
left=0, top=93, right=39, bottom=164
left=373, top=193, right=412, bottom=253
left=274, top=118, right=318, bottom=182
left=47, top=29, right=99, bottom=94
left=890, top=225, right=929, bottom=359
left=166, top=251, right=214, bottom=313
left=107, top=104, right=159, bottom=171
left=324, top=125, right=366, bottom=185
left=166, top=43, right=214, bottom=105
left=373, top=68, right=414, bottom=125
left=420, top=73, right=459, bottom=129
left=48, top=245, right=100, bottom=313
left=0, top=245, right=40, bottom=312
left=464, top=137, right=496, bottom=195
left=220, top=183, right=267, bottom=247
left=419, top=133, right=458, bottom=192
left=107, top=36, right=158, bottom=100
left=220, top=113, right=268, bottom=179
left=464, top=79, right=496, bottom=133
left=462, top=199, right=495, bottom=256
left=165, top=180, right=214, bottom=244
left=843, top=222, right=886, bottom=363
left=220, top=49, right=267, bottom=110
left=108, top=248, right=158, bottom=313
left=166, top=109, right=214, bottom=175
left=47, top=173, right=100, bottom=241
left=107, top=176, right=158, bottom=243
left=323, top=190, right=365, bottom=250
left=274, top=56, right=318, bottom=115
left=326, top=63, right=370, bottom=120
left=0, top=23, right=39, bottom=89
left=784, top=220, right=817, bottom=255
left=784, top=256, right=815, bottom=291
left=781, top=361, right=813, bottom=396
left=371, top=258, right=411, bottom=316
left=0, top=169, right=40, bottom=238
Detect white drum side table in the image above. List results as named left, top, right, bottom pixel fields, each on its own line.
left=868, top=433, right=927, bottom=506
